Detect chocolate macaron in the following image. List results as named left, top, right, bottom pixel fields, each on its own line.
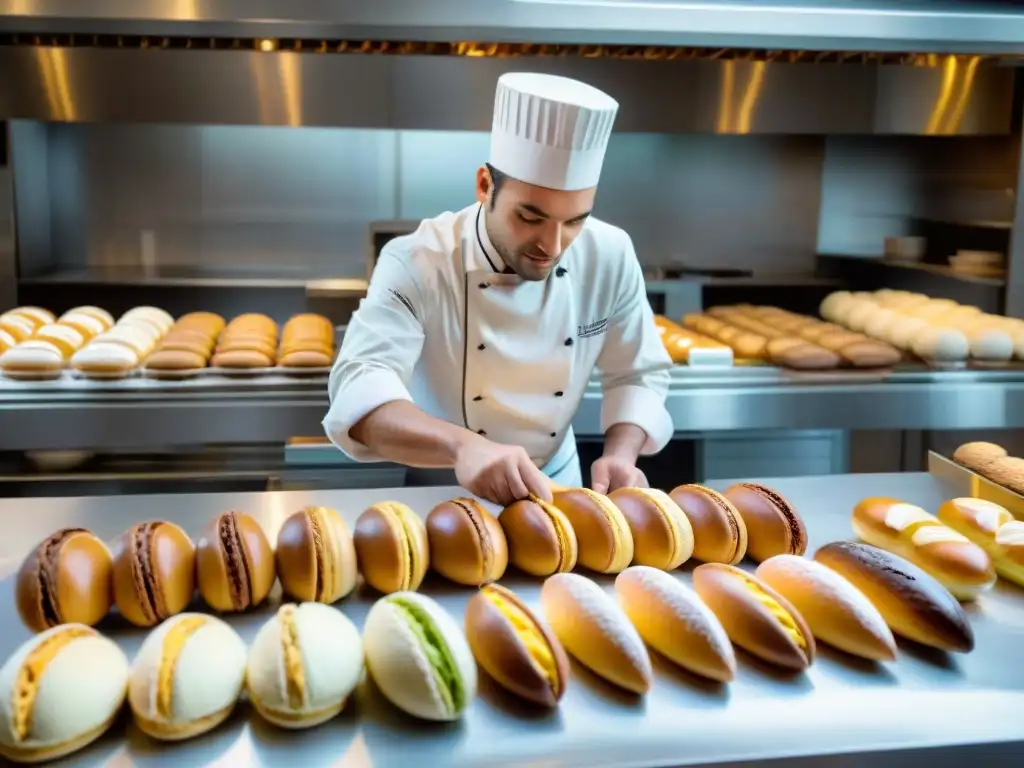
left=15, top=528, right=113, bottom=633
left=196, top=511, right=276, bottom=612
left=111, top=521, right=196, bottom=627
left=723, top=483, right=807, bottom=563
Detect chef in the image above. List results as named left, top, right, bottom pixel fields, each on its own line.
left=324, top=72, right=673, bottom=506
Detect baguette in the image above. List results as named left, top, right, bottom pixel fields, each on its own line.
left=682, top=314, right=767, bottom=359
left=709, top=308, right=842, bottom=369
left=851, top=497, right=995, bottom=600
left=750, top=307, right=901, bottom=368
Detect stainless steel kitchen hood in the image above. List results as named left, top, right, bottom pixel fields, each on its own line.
left=1, top=0, right=1024, bottom=55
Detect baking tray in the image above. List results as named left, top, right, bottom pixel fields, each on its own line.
left=927, top=451, right=1024, bottom=519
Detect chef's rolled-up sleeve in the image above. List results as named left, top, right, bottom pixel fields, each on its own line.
left=322, top=249, right=426, bottom=461
left=595, top=235, right=674, bottom=455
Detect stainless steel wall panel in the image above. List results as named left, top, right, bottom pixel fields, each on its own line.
left=8, top=120, right=52, bottom=279
left=0, top=165, right=15, bottom=310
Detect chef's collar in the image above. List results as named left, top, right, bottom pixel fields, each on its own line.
left=473, top=204, right=515, bottom=275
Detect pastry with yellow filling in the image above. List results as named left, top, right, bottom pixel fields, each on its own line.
left=936, top=497, right=1015, bottom=552
left=275, top=506, right=358, bottom=604
left=499, top=495, right=578, bottom=576
left=426, top=498, right=508, bottom=586
left=0, top=624, right=128, bottom=764
left=991, top=521, right=1024, bottom=587
left=692, top=562, right=815, bottom=671
left=246, top=603, right=364, bottom=729
left=363, top=591, right=477, bottom=721
left=852, top=497, right=995, bottom=600
left=464, top=583, right=570, bottom=706
left=609, top=487, right=694, bottom=571
left=354, top=501, right=430, bottom=594
left=615, top=566, right=736, bottom=682
left=551, top=488, right=634, bottom=574
left=540, top=572, right=652, bottom=694
left=128, top=613, right=247, bottom=740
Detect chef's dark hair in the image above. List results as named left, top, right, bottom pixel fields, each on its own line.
left=485, top=163, right=509, bottom=209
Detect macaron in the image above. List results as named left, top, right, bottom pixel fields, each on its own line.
left=551, top=488, right=634, bottom=574
left=246, top=603, right=364, bottom=729
left=693, top=563, right=815, bottom=671
left=723, top=483, right=807, bottom=562
left=0, top=624, right=128, bottom=764
left=354, top=501, right=430, bottom=594
left=615, top=566, right=736, bottom=682
left=128, top=613, right=247, bottom=740
left=196, top=511, right=276, bottom=613
left=499, top=495, right=578, bottom=577
left=275, top=506, right=358, bottom=604
left=363, top=592, right=477, bottom=721
left=66, top=306, right=114, bottom=329
left=426, top=498, right=508, bottom=586
left=540, top=572, right=652, bottom=695
left=669, top=484, right=748, bottom=564
left=608, top=487, right=694, bottom=571
left=15, top=528, right=113, bottom=633
left=756, top=554, right=897, bottom=661
left=464, top=583, right=570, bottom=707
left=111, top=521, right=196, bottom=628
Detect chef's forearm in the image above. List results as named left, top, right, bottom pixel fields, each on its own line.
left=348, top=401, right=479, bottom=469
left=602, top=422, right=648, bottom=464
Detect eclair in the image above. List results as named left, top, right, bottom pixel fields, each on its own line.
left=247, top=603, right=364, bottom=729
left=814, top=541, right=974, bottom=652
left=608, top=487, right=694, bottom=571
left=937, top=497, right=1014, bottom=552
left=852, top=497, right=995, bottom=600
left=465, top=583, right=570, bottom=706
left=196, top=511, right=276, bottom=612
left=551, top=488, right=634, bottom=574
left=669, top=484, right=747, bottom=564
left=540, top=573, right=652, bottom=694
left=693, top=563, right=815, bottom=670
left=992, top=521, right=1024, bottom=587
left=0, top=625, right=128, bottom=764
left=129, top=613, right=248, bottom=740
left=427, top=498, right=508, bottom=586
left=615, top=566, right=736, bottom=682
left=724, top=483, right=807, bottom=562
left=500, top=495, right=578, bottom=577
left=275, top=506, right=358, bottom=604
left=354, top=501, right=430, bottom=594
left=755, top=554, right=896, bottom=661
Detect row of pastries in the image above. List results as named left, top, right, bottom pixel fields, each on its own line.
left=0, top=306, right=336, bottom=378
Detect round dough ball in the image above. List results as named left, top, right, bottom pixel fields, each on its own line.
left=888, top=316, right=929, bottom=349
left=862, top=308, right=898, bottom=340
left=912, top=327, right=969, bottom=362
left=844, top=300, right=878, bottom=332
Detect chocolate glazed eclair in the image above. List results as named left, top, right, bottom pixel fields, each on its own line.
left=197, top=511, right=276, bottom=613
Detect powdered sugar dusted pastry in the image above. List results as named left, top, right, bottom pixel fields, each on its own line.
left=0, top=315, right=35, bottom=342
left=541, top=572, right=652, bottom=694
left=755, top=554, right=896, bottom=661
left=3, top=307, right=53, bottom=329
left=58, top=312, right=106, bottom=340
left=0, top=341, right=65, bottom=379
left=128, top=613, right=247, bottom=740
left=66, top=306, right=114, bottom=329
left=71, top=342, right=139, bottom=376
left=33, top=324, right=85, bottom=359
left=121, top=306, right=174, bottom=333
left=615, top=566, right=735, bottom=682
left=0, top=624, right=129, bottom=764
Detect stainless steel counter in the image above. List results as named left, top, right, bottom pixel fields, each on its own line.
left=0, top=472, right=1023, bottom=767
left=4, top=367, right=1024, bottom=451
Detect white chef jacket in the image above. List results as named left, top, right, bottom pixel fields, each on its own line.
left=323, top=202, right=673, bottom=487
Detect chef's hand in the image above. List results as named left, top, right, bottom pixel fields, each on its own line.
left=455, top=435, right=553, bottom=506
left=591, top=423, right=649, bottom=494
left=591, top=456, right=648, bottom=495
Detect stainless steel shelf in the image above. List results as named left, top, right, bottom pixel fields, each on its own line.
left=0, top=472, right=1021, bottom=767
left=1, top=0, right=1024, bottom=53
left=4, top=367, right=1024, bottom=450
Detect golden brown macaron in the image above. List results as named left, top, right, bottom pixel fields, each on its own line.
left=211, top=350, right=275, bottom=369
left=814, top=541, right=974, bottom=652
left=464, top=583, right=570, bottom=707
left=15, top=528, right=113, bottom=633
left=275, top=506, right=358, bottom=604
left=608, top=487, right=694, bottom=571
left=723, top=483, right=807, bottom=563
left=692, top=562, right=815, bottom=671
left=354, top=501, right=430, bottom=594
left=426, top=498, right=508, bottom=586
left=196, top=511, right=276, bottom=612
left=499, top=495, right=578, bottom=577
left=110, top=521, right=196, bottom=628
left=278, top=350, right=333, bottom=368
left=551, top=488, right=634, bottom=574
left=669, top=484, right=748, bottom=564
left=145, top=349, right=209, bottom=370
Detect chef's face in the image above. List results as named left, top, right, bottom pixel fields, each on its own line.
left=477, top=165, right=596, bottom=282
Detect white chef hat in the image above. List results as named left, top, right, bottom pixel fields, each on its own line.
left=489, top=72, right=619, bottom=192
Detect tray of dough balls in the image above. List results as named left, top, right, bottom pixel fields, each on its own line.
left=2, top=477, right=1023, bottom=766
left=821, top=288, right=1024, bottom=370
left=0, top=306, right=337, bottom=382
